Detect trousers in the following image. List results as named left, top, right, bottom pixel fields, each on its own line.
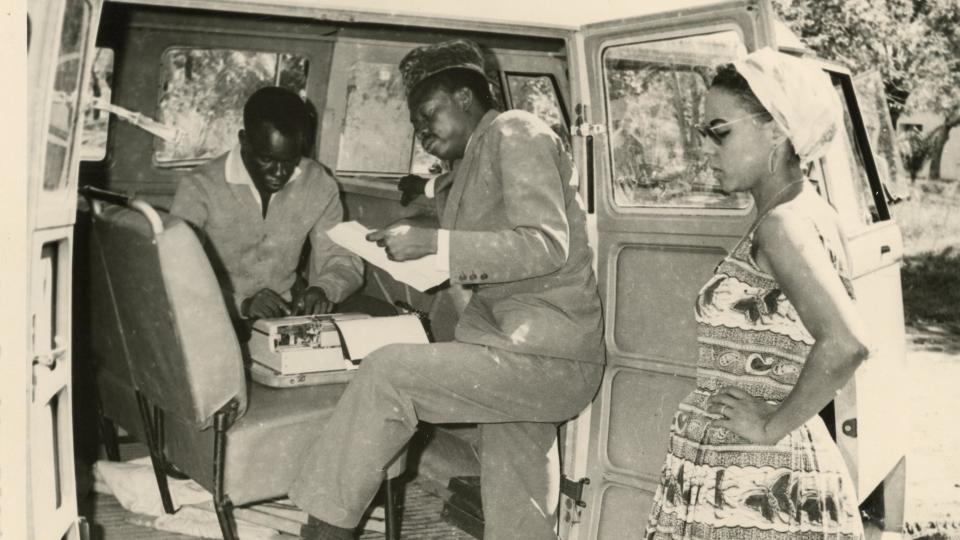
left=288, top=341, right=603, bottom=539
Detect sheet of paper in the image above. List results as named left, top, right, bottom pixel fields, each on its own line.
left=326, top=221, right=448, bottom=292
left=336, top=314, right=430, bottom=360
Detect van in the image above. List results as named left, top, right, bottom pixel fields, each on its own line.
left=10, top=0, right=908, bottom=538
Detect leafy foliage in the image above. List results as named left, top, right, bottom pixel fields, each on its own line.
left=771, top=0, right=941, bottom=124
left=507, top=75, right=570, bottom=149
left=772, top=0, right=959, bottom=178
left=155, top=49, right=309, bottom=163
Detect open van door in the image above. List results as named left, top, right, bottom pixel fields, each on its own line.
left=812, top=63, right=908, bottom=533
left=560, top=3, right=776, bottom=537
left=21, top=0, right=102, bottom=537
left=559, top=2, right=906, bottom=538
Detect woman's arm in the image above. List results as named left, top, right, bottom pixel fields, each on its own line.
left=709, top=207, right=872, bottom=444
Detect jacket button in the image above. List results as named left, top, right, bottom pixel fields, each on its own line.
left=469, top=273, right=477, bottom=280
left=480, top=273, right=488, bottom=280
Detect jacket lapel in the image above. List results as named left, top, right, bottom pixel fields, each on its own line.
left=440, top=110, right=499, bottom=229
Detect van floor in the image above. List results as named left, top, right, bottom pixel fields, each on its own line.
left=76, top=441, right=475, bottom=540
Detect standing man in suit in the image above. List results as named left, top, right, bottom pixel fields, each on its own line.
left=290, top=40, right=604, bottom=540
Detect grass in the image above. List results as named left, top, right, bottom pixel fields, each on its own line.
left=900, top=248, right=960, bottom=329
left=889, top=178, right=960, bottom=329
left=890, top=180, right=960, bottom=257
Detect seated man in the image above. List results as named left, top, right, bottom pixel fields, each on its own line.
left=171, top=86, right=365, bottom=323
left=289, top=40, right=604, bottom=540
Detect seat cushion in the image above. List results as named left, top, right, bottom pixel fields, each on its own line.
left=165, top=381, right=349, bottom=506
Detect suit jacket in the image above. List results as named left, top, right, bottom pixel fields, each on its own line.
left=440, top=109, right=604, bottom=364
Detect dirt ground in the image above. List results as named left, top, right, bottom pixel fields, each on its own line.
left=901, top=323, right=960, bottom=538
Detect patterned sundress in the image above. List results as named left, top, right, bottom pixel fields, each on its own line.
left=644, top=196, right=864, bottom=540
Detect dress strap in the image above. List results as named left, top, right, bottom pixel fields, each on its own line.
left=726, top=180, right=806, bottom=263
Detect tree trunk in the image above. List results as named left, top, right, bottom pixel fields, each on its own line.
left=928, top=117, right=960, bottom=181
left=885, top=83, right=910, bottom=128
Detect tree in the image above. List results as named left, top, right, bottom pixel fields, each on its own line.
left=772, top=0, right=943, bottom=126
left=899, top=126, right=933, bottom=182
left=773, top=0, right=960, bottom=180
left=906, top=0, right=960, bottom=180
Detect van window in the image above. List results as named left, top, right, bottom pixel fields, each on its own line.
left=332, top=40, right=515, bottom=178
left=44, top=0, right=90, bottom=190
left=813, top=80, right=883, bottom=232
left=154, top=48, right=310, bottom=165
left=335, top=56, right=449, bottom=176
left=854, top=71, right=905, bottom=199
left=81, top=47, right=113, bottom=161
left=337, top=61, right=439, bottom=174
left=506, top=73, right=570, bottom=149
left=602, top=31, right=750, bottom=210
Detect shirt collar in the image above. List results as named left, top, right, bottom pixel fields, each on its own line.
left=224, top=143, right=303, bottom=189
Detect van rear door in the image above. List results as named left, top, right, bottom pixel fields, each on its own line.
left=561, top=3, right=776, bottom=537
left=562, top=3, right=907, bottom=539
left=811, top=64, right=908, bottom=528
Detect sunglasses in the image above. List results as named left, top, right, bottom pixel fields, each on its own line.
left=695, top=112, right=768, bottom=145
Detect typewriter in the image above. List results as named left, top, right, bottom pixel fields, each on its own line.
left=247, top=312, right=429, bottom=387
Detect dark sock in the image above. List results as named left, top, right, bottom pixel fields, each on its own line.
left=300, top=515, right=355, bottom=540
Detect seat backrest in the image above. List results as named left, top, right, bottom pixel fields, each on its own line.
left=87, top=209, right=135, bottom=385
left=89, top=201, right=247, bottom=429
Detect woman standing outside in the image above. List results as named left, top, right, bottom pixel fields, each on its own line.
left=645, top=48, right=872, bottom=540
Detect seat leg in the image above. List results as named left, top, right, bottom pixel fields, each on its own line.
left=98, top=415, right=121, bottom=462
left=135, top=392, right=175, bottom=514
left=94, top=387, right=121, bottom=461
left=384, top=476, right=404, bottom=540
left=213, top=496, right=237, bottom=540
left=213, top=407, right=238, bottom=540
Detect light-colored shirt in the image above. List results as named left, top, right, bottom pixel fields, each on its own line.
left=170, top=145, right=363, bottom=318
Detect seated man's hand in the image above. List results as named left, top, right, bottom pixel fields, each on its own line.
left=366, top=219, right=438, bottom=261
left=293, top=286, right=334, bottom=315
left=241, top=288, right=291, bottom=319
left=398, top=174, right=428, bottom=206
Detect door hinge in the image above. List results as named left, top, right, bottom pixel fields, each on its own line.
left=572, top=103, right=606, bottom=137
left=573, top=123, right=606, bottom=137
left=561, top=475, right=590, bottom=508
left=841, top=418, right=857, bottom=438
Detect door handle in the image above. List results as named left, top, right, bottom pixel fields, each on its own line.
left=880, top=245, right=891, bottom=255
left=33, top=347, right=66, bottom=370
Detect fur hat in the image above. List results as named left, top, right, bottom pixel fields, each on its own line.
left=399, top=39, right=487, bottom=98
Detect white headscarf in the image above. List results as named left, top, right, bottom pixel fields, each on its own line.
left=732, top=48, right=844, bottom=165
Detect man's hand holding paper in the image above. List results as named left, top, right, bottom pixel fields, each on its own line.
left=366, top=219, right=438, bottom=261
left=325, top=221, right=448, bottom=292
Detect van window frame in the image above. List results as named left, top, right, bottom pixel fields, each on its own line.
left=324, top=37, right=441, bottom=179
left=598, top=23, right=755, bottom=218
left=503, top=71, right=571, bottom=126
left=92, top=3, right=337, bottom=197
left=80, top=46, right=114, bottom=163
left=151, top=44, right=313, bottom=168
left=326, top=37, right=568, bottom=191
left=827, top=66, right=891, bottom=222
